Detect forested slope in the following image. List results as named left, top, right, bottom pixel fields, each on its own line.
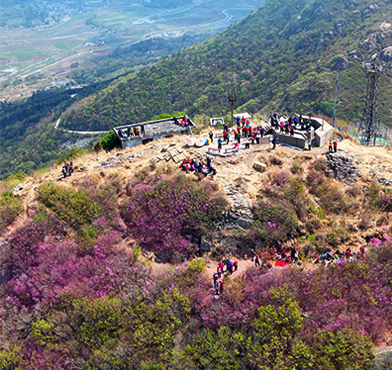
left=62, top=0, right=392, bottom=131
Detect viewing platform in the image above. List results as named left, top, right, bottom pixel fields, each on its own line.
left=271, top=115, right=333, bottom=149
left=114, top=116, right=196, bottom=149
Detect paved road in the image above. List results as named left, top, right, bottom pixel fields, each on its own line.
left=55, top=118, right=107, bottom=135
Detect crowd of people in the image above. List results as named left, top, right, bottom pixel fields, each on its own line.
left=173, top=115, right=192, bottom=127
left=211, top=120, right=267, bottom=151
left=210, top=236, right=385, bottom=295
left=117, top=126, right=142, bottom=138
left=312, top=246, right=367, bottom=265
left=179, top=156, right=217, bottom=177
left=270, top=113, right=313, bottom=135
left=62, top=162, right=73, bottom=178
left=212, top=258, right=239, bottom=295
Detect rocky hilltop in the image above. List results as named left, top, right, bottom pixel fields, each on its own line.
left=1, top=126, right=392, bottom=367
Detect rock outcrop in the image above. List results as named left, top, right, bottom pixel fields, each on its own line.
left=224, top=186, right=254, bottom=230
left=327, top=153, right=361, bottom=184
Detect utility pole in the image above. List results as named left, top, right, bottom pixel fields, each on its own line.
left=357, top=54, right=385, bottom=145
left=333, top=71, right=339, bottom=128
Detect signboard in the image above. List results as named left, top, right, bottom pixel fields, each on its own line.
left=210, top=117, right=224, bottom=126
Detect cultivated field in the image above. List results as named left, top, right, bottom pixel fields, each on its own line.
left=0, top=0, right=265, bottom=101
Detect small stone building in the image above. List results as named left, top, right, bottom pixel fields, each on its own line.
left=114, top=116, right=197, bottom=149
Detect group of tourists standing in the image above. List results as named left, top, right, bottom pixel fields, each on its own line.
left=328, top=140, right=338, bottom=152
left=212, top=258, right=239, bottom=295
left=62, top=162, right=73, bottom=178
left=271, top=113, right=312, bottom=134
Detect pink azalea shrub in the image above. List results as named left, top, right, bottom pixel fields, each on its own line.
left=192, top=245, right=392, bottom=344
left=122, top=172, right=228, bottom=257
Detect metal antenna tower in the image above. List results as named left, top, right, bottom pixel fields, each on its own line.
left=227, top=66, right=237, bottom=126
left=357, top=54, right=385, bottom=145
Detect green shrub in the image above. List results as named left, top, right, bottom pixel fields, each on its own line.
left=0, top=192, right=23, bottom=230
left=0, top=345, right=22, bottom=369
left=151, top=112, right=186, bottom=121
left=101, top=130, right=121, bottom=152
left=313, top=158, right=328, bottom=171
left=38, top=183, right=100, bottom=228
left=32, top=319, right=55, bottom=347
left=94, top=140, right=103, bottom=153
left=291, top=159, right=303, bottom=174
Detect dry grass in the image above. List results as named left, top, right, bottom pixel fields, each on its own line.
left=4, top=120, right=392, bottom=255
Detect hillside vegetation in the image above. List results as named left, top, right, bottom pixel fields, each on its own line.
left=61, top=0, right=392, bottom=132
left=1, top=131, right=392, bottom=368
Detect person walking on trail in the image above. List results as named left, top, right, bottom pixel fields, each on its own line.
left=271, top=135, right=277, bottom=150
left=290, top=244, right=298, bottom=264
left=234, top=260, right=238, bottom=272
left=209, top=131, right=214, bottom=142
left=68, top=161, right=73, bottom=176
left=219, top=280, right=224, bottom=295
left=253, top=255, right=260, bottom=267
left=307, top=138, right=312, bottom=151
left=217, top=265, right=222, bottom=278
left=333, top=140, right=338, bottom=153
left=214, top=281, right=219, bottom=295
left=228, top=261, right=233, bottom=274
left=329, top=140, right=333, bottom=152
left=62, top=164, right=67, bottom=178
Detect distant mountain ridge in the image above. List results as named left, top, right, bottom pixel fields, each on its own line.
left=61, top=0, right=392, bottom=132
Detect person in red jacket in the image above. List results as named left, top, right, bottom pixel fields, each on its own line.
left=219, top=280, right=224, bottom=295
left=233, top=260, right=238, bottom=272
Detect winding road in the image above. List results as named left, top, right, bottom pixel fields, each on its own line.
left=55, top=118, right=107, bottom=135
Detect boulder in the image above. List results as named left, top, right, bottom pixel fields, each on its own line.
left=253, top=162, right=266, bottom=172
left=200, top=237, right=213, bottom=252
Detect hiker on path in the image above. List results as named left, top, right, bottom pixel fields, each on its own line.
left=254, top=255, right=260, bottom=267
left=209, top=131, right=214, bottom=142
left=307, top=138, right=312, bottom=151
left=333, top=140, right=338, bottom=152
left=329, top=140, right=333, bottom=152
left=219, top=280, right=224, bottom=294
left=62, top=164, right=67, bottom=178
left=214, top=281, right=219, bottom=295
left=271, top=135, right=277, bottom=150
left=234, top=260, right=238, bottom=272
